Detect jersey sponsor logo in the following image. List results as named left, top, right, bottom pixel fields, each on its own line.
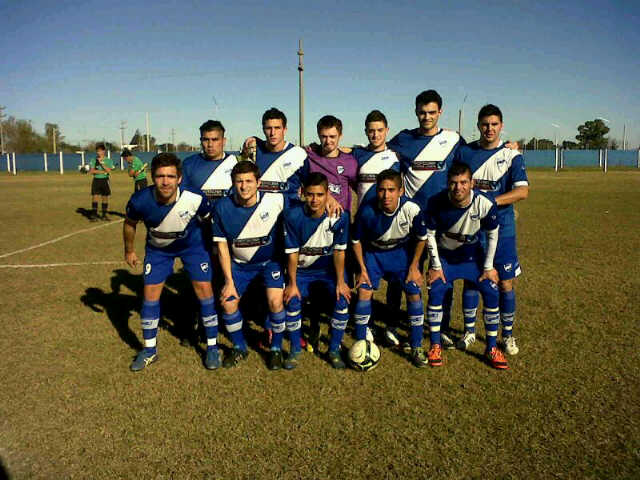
left=329, top=183, right=341, bottom=194
left=200, top=262, right=209, bottom=273
left=271, top=270, right=281, bottom=280
left=145, top=263, right=152, bottom=275
left=475, top=179, right=499, bottom=191
left=259, top=180, right=287, bottom=192
left=337, top=165, right=345, bottom=174
left=150, top=229, right=186, bottom=240
left=444, top=231, right=476, bottom=243
left=412, top=160, right=445, bottom=171
left=374, top=237, right=405, bottom=247
left=358, top=173, right=377, bottom=182
left=202, top=188, right=227, bottom=199
left=299, top=246, right=332, bottom=256
left=233, top=235, right=271, bottom=248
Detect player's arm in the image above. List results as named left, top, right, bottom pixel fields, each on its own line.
left=241, top=136, right=259, bottom=160
left=426, top=229, right=446, bottom=285
left=406, top=239, right=426, bottom=286
left=123, top=218, right=139, bottom=268
left=283, top=252, right=301, bottom=304
left=351, top=241, right=371, bottom=288
left=216, top=239, right=239, bottom=302
left=478, top=225, right=500, bottom=284
left=98, top=157, right=112, bottom=174
left=333, top=249, right=351, bottom=302
left=494, top=185, right=528, bottom=206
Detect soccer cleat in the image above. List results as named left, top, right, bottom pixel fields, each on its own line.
left=427, top=344, right=443, bottom=367
left=456, top=332, right=476, bottom=351
left=486, top=347, right=509, bottom=370
left=441, top=332, right=455, bottom=350
left=410, top=347, right=429, bottom=368
left=258, top=328, right=273, bottom=350
left=101, top=214, right=110, bottom=221
left=89, top=213, right=100, bottom=222
left=384, top=328, right=400, bottom=347
left=130, top=350, right=158, bottom=371
left=205, top=348, right=221, bottom=370
left=268, top=350, right=283, bottom=371
left=223, top=347, right=248, bottom=368
left=503, top=336, right=519, bottom=355
left=366, top=327, right=374, bottom=342
left=327, top=350, right=346, bottom=370
left=283, top=350, right=302, bottom=370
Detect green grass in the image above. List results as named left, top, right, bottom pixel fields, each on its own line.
left=1, top=170, right=639, bottom=479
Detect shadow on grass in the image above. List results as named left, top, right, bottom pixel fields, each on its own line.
left=0, top=456, right=10, bottom=480
left=80, top=268, right=203, bottom=359
left=75, top=207, right=126, bottom=221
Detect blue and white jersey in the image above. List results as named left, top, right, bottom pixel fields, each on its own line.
left=425, top=189, right=498, bottom=264
left=126, top=186, right=211, bottom=252
left=212, top=192, right=286, bottom=266
left=455, top=141, right=528, bottom=237
left=388, top=128, right=464, bottom=207
left=283, top=205, right=349, bottom=272
left=181, top=152, right=237, bottom=207
left=352, top=196, right=427, bottom=252
left=352, top=146, right=401, bottom=207
left=255, top=140, right=309, bottom=199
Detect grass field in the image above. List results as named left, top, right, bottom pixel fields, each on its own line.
left=1, top=169, right=639, bottom=479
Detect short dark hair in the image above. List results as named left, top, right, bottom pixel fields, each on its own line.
left=365, top=110, right=388, bottom=128
left=376, top=169, right=402, bottom=189
left=231, top=160, right=261, bottom=181
left=151, top=153, right=182, bottom=177
left=199, top=120, right=225, bottom=137
left=477, top=104, right=503, bottom=123
left=96, top=143, right=106, bottom=152
left=448, top=162, right=472, bottom=180
left=317, top=115, right=343, bottom=135
left=262, top=108, right=287, bottom=128
left=303, top=172, right=328, bottom=191
left=415, top=90, right=443, bottom=110
left=121, top=148, right=132, bottom=158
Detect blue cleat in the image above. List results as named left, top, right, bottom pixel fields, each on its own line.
left=283, top=350, right=302, bottom=370
left=205, top=348, right=221, bottom=370
left=130, top=350, right=158, bottom=372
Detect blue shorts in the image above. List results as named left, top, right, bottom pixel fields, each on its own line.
left=363, top=247, right=420, bottom=290
left=293, top=270, right=337, bottom=299
left=494, top=235, right=521, bottom=280
left=436, top=256, right=483, bottom=287
left=143, top=245, right=212, bottom=285
left=232, top=260, right=284, bottom=297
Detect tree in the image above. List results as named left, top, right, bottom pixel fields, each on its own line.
left=176, top=142, right=192, bottom=152
left=608, top=138, right=619, bottom=150
left=562, top=140, right=578, bottom=149
left=526, top=137, right=554, bottom=150
left=576, top=119, right=609, bottom=149
left=45, top=123, right=64, bottom=153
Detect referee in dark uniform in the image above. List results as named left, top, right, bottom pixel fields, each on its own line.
left=89, top=143, right=114, bottom=221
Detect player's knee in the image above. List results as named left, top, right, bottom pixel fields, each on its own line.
left=268, top=298, right=284, bottom=313
left=478, top=279, right=500, bottom=304
left=335, top=295, right=349, bottom=311
left=285, top=296, right=302, bottom=314
left=358, top=287, right=373, bottom=301
left=428, top=279, right=447, bottom=303
left=499, top=279, right=514, bottom=292
left=404, top=281, right=421, bottom=297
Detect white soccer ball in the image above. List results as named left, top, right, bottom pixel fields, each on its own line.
left=78, top=164, right=91, bottom=174
left=348, top=340, right=380, bottom=372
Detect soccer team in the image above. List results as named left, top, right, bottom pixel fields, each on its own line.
left=115, top=89, right=529, bottom=372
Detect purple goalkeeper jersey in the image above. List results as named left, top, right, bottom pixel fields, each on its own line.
left=306, top=149, right=358, bottom=212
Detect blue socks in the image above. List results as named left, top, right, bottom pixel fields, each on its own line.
left=223, top=310, right=247, bottom=351
left=353, top=299, right=371, bottom=341
left=463, top=288, right=479, bottom=334
left=500, top=290, right=516, bottom=338
left=329, top=296, right=349, bottom=352
left=407, top=300, right=424, bottom=348
left=199, top=296, right=218, bottom=352
left=269, top=309, right=286, bottom=351
left=140, top=300, right=161, bottom=354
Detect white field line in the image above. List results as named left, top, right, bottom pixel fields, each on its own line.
left=0, top=219, right=124, bottom=259
left=0, top=261, right=123, bottom=268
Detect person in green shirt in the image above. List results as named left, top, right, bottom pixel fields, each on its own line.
left=122, top=149, right=148, bottom=192
left=89, top=143, right=115, bottom=221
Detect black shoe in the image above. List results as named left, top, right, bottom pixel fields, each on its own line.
left=89, top=213, right=99, bottom=222
left=268, top=350, right=283, bottom=371
left=327, top=350, right=346, bottom=370
left=223, top=347, right=248, bottom=368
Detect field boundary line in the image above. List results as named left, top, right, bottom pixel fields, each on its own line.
left=0, top=219, right=124, bottom=259
left=0, top=261, right=123, bottom=268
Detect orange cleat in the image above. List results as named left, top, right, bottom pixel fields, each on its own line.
left=486, top=347, right=509, bottom=370
left=427, top=344, right=443, bottom=367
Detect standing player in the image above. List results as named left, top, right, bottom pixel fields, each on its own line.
left=88, top=143, right=115, bottom=221
left=282, top=173, right=351, bottom=369
left=182, top=120, right=237, bottom=205
left=122, top=149, right=148, bottom=192
left=455, top=104, right=529, bottom=355
left=212, top=161, right=287, bottom=370
left=351, top=169, right=429, bottom=367
left=424, top=162, right=507, bottom=369
left=123, top=153, right=220, bottom=371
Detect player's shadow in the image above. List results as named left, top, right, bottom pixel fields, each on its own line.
left=80, top=268, right=203, bottom=358
left=0, top=456, right=10, bottom=480
left=75, top=207, right=126, bottom=220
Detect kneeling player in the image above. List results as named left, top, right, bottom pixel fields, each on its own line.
left=212, top=161, right=287, bottom=370
left=424, top=162, right=507, bottom=369
left=123, top=153, right=220, bottom=371
left=282, top=173, right=351, bottom=369
left=351, top=169, right=429, bottom=367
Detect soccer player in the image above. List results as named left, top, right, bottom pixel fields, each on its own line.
left=282, top=172, right=351, bottom=369
left=424, top=162, right=507, bottom=369
left=182, top=120, right=237, bottom=206
left=455, top=104, right=529, bottom=355
left=123, top=153, right=220, bottom=371
left=351, top=169, right=429, bottom=367
left=122, top=148, right=148, bottom=192
left=212, top=161, right=287, bottom=370
left=88, top=143, right=114, bottom=221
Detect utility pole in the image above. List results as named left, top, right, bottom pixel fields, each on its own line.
left=622, top=124, right=626, bottom=150
left=297, top=39, right=304, bottom=146
left=120, top=120, right=127, bottom=149
left=145, top=112, right=151, bottom=152
left=53, top=126, right=57, bottom=154
left=0, top=106, right=5, bottom=154
left=171, top=128, right=175, bottom=152
left=458, top=94, right=467, bottom=137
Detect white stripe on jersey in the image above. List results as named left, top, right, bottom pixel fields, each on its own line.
left=373, top=201, right=425, bottom=250
left=260, top=143, right=307, bottom=186
left=438, top=191, right=494, bottom=252
left=149, top=188, right=203, bottom=248
left=232, top=193, right=284, bottom=263
left=297, top=216, right=345, bottom=269
left=404, top=130, right=459, bottom=198
left=472, top=147, right=529, bottom=192
left=200, top=154, right=237, bottom=197
left=357, top=150, right=399, bottom=207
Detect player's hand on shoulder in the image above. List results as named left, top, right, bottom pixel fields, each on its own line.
left=325, top=195, right=343, bottom=218
left=504, top=140, right=520, bottom=151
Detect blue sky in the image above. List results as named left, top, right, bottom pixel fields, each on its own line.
left=1, top=0, right=639, bottom=149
